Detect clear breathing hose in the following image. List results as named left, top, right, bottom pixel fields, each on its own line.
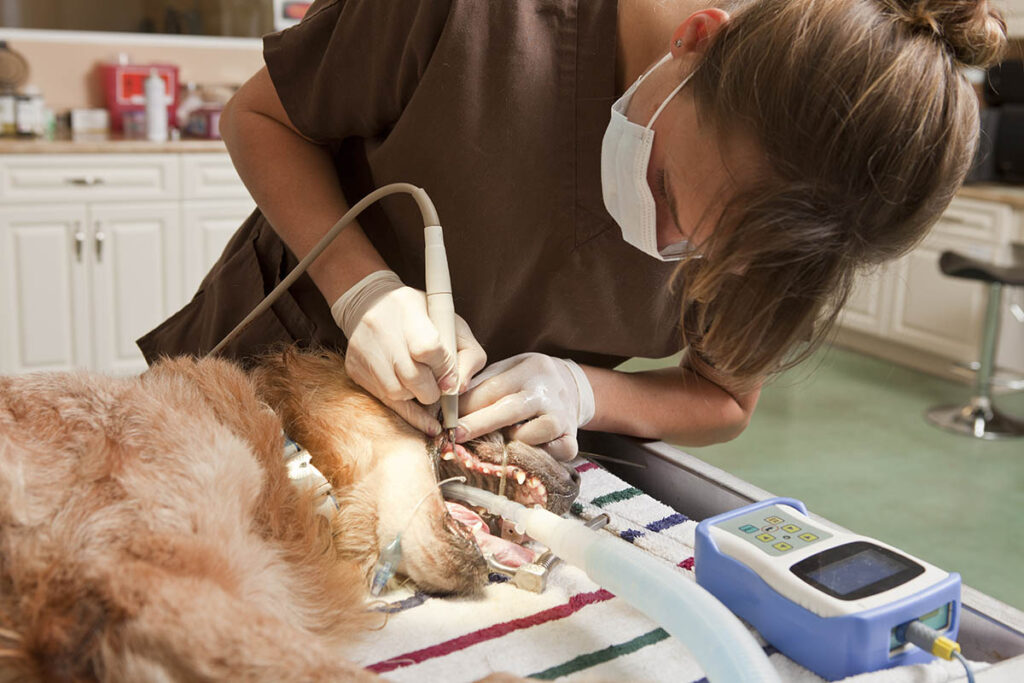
left=209, top=183, right=440, bottom=357
left=443, top=482, right=781, bottom=683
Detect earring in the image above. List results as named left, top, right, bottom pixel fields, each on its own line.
left=675, top=39, right=683, bottom=47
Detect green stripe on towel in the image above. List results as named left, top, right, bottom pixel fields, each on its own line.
left=529, top=628, right=670, bottom=680
left=589, top=487, right=643, bottom=508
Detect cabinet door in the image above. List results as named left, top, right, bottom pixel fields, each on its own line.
left=887, top=234, right=997, bottom=361
left=89, top=202, right=182, bottom=376
left=839, top=265, right=893, bottom=336
left=0, top=205, right=91, bottom=374
left=182, top=200, right=254, bottom=296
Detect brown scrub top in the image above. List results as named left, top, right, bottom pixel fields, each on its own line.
left=137, top=0, right=685, bottom=370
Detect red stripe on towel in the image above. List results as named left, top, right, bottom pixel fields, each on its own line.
left=367, top=589, right=615, bottom=673
left=576, top=462, right=600, bottom=473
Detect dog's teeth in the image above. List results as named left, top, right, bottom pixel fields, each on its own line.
left=514, top=469, right=526, bottom=485
left=528, top=477, right=540, bottom=489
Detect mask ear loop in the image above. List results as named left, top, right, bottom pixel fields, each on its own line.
left=644, top=65, right=699, bottom=129
left=370, top=475, right=467, bottom=596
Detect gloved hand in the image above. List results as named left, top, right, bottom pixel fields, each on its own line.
left=332, top=270, right=487, bottom=435
left=455, top=352, right=596, bottom=462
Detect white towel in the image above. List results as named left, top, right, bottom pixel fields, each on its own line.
left=337, top=459, right=984, bottom=682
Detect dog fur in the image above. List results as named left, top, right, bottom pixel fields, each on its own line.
left=0, top=349, right=575, bottom=681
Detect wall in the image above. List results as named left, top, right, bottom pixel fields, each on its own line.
left=0, top=29, right=264, bottom=111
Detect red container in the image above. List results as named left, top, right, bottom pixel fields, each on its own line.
left=99, top=62, right=179, bottom=133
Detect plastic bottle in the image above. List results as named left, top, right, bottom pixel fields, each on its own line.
left=144, top=69, right=168, bottom=142
left=176, top=81, right=203, bottom=133
left=0, top=88, right=15, bottom=137
left=14, top=86, right=43, bottom=139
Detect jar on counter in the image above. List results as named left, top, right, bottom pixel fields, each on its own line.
left=15, top=85, right=44, bottom=138
left=0, top=88, right=16, bottom=137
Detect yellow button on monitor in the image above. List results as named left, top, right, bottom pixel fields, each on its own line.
left=773, top=542, right=793, bottom=552
left=756, top=533, right=775, bottom=543
left=765, top=516, right=784, bottom=525
left=782, top=524, right=801, bottom=533
left=799, top=532, right=819, bottom=542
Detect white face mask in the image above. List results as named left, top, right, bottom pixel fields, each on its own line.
left=601, top=54, right=697, bottom=261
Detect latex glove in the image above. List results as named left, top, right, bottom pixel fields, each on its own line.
left=332, top=270, right=486, bottom=435
left=455, top=352, right=596, bottom=462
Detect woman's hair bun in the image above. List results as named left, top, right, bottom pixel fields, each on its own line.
left=883, top=1, right=1007, bottom=68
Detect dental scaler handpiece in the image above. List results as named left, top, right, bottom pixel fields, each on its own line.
left=424, top=225, right=459, bottom=435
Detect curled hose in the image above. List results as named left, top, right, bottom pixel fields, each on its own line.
left=443, top=483, right=780, bottom=683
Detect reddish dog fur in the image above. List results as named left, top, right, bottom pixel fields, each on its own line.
left=0, top=349, right=567, bottom=681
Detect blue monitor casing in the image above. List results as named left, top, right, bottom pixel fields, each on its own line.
left=694, top=498, right=961, bottom=681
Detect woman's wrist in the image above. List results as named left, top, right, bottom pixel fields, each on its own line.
left=331, top=270, right=405, bottom=337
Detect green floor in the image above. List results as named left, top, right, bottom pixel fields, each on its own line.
left=628, top=347, right=1024, bottom=610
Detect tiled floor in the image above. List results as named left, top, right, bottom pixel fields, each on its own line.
left=630, top=346, right=1024, bottom=610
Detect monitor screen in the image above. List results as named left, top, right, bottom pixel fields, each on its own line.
left=791, top=541, right=924, bottom=601
left=806, top=548, right=906, bottom=596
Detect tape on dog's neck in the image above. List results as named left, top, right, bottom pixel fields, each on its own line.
left=283, top=435, right=340, bottom=522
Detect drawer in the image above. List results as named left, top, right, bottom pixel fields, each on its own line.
left=933, top=197, right=1014, bottom=243
left=182, top=153, right=251, bottom=200
left=0, top=154, right=180, bottom=203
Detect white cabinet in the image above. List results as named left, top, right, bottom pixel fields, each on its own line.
left=0, top=151, right=254, bottom=376
left=0, top=206, right=90, bottom=373
left=91, top=202, right=182, bottom=375
left=1000, top=0, right=1024, bottom=36
left=837, top=196, right=1024, bottom=377
left=839, top=266, right=892, bottom=337
left=182, top=200, right=254, bottom=294
left=181, top=154, right=256, bottom=295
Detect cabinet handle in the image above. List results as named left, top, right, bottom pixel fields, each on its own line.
left=73, top=224, right=86, bottom=262
left=942, top=213, right=967, bottom=225
left=65, top=176, right=105, bottom=186
left=94, top=224, right=105, bottom=263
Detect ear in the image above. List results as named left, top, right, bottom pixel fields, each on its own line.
left=670, top=9, right=730, bottom=57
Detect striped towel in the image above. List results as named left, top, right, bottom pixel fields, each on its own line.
left=339, top=459, right=983, bottom=682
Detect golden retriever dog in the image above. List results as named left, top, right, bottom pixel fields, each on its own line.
left=0, top=349, right=579, bottom=681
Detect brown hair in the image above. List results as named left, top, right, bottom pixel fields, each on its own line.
left=678, top=0, right=1005, bottom=393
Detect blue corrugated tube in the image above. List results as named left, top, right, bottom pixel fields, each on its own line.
left=442, top=482, right=780, bottom=683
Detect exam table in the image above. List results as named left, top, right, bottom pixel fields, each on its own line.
left=578, top=431, right=1024, bottom=678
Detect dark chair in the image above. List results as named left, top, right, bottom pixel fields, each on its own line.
left=926, top=251, right=1024, bottom=439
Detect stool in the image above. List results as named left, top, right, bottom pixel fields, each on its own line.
left=926, top=251, right=1024, bottom=439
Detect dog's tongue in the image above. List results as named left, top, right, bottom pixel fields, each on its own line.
left=445, top=501, right=537, bottom=568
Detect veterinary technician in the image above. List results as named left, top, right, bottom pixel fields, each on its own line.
left=138, top=0, right=1005, bottom=461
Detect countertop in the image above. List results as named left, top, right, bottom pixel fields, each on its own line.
left=0, top=137, right=228, bottom=154
left=957, top=183, right=1024, bottom=210
left=4, top=138, right=1024, bottom=209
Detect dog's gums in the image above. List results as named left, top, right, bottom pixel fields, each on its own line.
left=437, top=438, right=581, bottom=514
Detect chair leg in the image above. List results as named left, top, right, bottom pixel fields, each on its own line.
left=927, top=282, right=1024, bottom=439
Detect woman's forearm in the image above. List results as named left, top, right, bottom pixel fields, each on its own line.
left=220, top=67, right=389, bottom=303
left=582, top=364, right=760, bottom=446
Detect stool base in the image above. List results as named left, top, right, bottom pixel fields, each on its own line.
left=927, top=398, right=1024, bottom=440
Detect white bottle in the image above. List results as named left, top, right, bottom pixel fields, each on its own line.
left=144, top=69, right=168, bottom=142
